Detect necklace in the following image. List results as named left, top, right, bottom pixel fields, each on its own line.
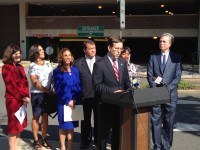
left=63, top=65, right=71, bottom=75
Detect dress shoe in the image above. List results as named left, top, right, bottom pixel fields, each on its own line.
left=80, top=143, right=89, bottom=149
left=162, top=147, right=170, bottom=150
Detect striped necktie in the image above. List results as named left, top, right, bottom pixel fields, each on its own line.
left=113, top=59, right=119, bottom=82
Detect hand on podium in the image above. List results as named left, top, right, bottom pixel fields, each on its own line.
left=114, top=89, right=125, bottom=93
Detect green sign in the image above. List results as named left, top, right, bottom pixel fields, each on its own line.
left=77, top=26, right=104, bottom=37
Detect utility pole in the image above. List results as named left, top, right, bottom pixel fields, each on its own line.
left=118, top=0, right=125, bottom=38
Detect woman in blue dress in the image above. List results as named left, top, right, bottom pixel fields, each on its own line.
left=53, top=48, right=81, bottom=150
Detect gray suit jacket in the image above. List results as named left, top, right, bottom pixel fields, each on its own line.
left=74, top=56, right=102, bottom=100
left=147, top=51, right=182, bottom=102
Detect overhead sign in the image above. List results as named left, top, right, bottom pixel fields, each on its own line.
left=77, top=26, right=104, bottom=37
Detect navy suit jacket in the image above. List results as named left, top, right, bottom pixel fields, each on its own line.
left=147, top=51, right=182, bottom=102
left=93, top=55, right=131, bottom=96
left=74, top=56, right=102, bottom=100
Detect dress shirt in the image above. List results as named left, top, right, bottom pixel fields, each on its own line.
left=85, top=55, right=95, bottom=74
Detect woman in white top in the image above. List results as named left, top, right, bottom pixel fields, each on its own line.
left=28, top=44, right=53, bottom=150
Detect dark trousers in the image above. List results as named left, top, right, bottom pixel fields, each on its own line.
left=81, top=98, right=97, bottom=145
left=97, top=103, right=120, bottom=150
left=151, top=101, right=177, bottom=150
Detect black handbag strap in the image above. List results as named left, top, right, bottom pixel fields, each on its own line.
left=49, top=112, right=58, bottom=119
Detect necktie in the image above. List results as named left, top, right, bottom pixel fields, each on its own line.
left=89, top=59, right=93, bottom=74
left=113, top=59, right=119, bottom=82
left=162, top=54, right=166, bottom=72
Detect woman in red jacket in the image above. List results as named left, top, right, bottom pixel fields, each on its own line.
left=2, top=44, right=30, bottom=150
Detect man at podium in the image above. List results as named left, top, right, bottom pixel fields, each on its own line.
left=93, top=36, right=132, bottom=150
left=147, top=33, right=182, bottom=150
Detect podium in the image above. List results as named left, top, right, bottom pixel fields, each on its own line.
left=102, top=86, right=170, bottom=150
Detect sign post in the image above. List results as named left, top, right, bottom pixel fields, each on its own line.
left=118, top=0, right=125, bottom=38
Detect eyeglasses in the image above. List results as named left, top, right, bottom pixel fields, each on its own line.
left=113, top=47, right=123, bottom=52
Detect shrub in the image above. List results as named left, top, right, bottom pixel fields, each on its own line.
left=178, top=80, right=197, bottom=90
left=139, top=83, right=150, bottom=89
left=139, top=80, right=197, bottom=90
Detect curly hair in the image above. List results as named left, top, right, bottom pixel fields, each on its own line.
left=2, top=44, right=22, bottom=64
left=57, top=48, right=74, bottom=72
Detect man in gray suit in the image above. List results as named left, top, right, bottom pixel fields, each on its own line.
left=74, top=40, right=101, bottom=149
left=147, top=33, right=182, bottom=150
left=93, top=36, right=132, bottom=150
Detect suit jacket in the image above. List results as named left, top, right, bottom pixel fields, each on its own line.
left=93, top=55, right=131, bottom=95
left=74, top=56, right=102, bottom=100
left=147, top=51, right=182, bottom=102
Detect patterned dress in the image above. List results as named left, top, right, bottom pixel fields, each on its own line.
left=127, top=62, right=139, bottom=87
left=2, top=63, right=29, bottom=134
left=53, top=66, right=81, bottom=130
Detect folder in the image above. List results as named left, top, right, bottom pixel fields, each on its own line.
left=64, top=105, right=84, bottom=121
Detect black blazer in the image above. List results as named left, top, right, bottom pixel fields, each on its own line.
left=74, top=56, right=102, bottom=100
left=93, top=55, right=131, bottom=95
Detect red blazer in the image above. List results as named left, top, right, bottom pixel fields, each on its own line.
left=2, top=63, right=29, bottom=101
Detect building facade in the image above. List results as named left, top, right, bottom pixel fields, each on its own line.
left=0, top=0, right=199, bottom=71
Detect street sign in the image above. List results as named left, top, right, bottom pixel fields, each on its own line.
left=77, top=26, right=104, bottom=37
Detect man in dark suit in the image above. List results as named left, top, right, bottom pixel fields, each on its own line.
left=147, top=33, right=182, bottom=150
left=74, top=40, right=101, bottom=149
left=93, top=36, right=132, bottom=150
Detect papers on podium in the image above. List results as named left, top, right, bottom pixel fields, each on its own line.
left=64, top=105, right=83, bottom=122
left=14, top=105, right=27, bottom=125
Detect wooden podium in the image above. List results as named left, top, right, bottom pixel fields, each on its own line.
left=102, top=86, right=170, bottom=150
left=121, top=107, right=149, bottom=150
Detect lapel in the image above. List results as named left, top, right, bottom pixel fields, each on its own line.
left=118, top=58, right=124, bottom=83
left=82, top=58, right=91, bottom=74
left=104, top=56, right=118, bottom=82
left=156, top=52, right=163, bottom=74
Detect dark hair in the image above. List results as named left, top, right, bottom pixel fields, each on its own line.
left=83, top=40, right=96, bottom=50
left=2, top=44, right=22, bottom=64
left=29, top=44, right=42, bottom=62
left=57, top=48, right=74, bottom=71
left=121, top=47, right=131, bottom=54
left=107, top=36, right=123, bottom=47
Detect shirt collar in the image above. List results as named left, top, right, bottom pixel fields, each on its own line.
left=85, top=55, right=95, bottom=61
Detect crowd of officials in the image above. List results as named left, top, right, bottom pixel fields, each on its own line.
left=1, top=33, right=181, bottom=150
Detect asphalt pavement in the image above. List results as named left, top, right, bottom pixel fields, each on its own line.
left=0, top=60, right=200, bottom=150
